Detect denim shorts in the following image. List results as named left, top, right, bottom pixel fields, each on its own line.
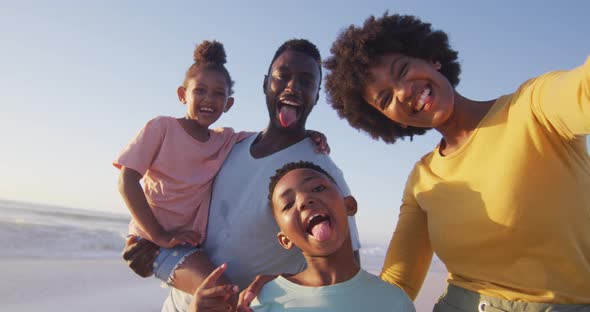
left=152, top=242, right=202, bottom=285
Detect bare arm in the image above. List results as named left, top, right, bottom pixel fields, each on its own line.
left=171, top=250, right=234, bottom=296
left=118, top=167, right=200, bottom=247
left=119, top=167, right=228, bottom=298
left=118, top=167, right=165, bottom=241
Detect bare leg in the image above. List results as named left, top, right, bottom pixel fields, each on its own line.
left=169, top=251, right=238, bottom=307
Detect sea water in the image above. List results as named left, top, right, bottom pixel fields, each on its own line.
left=0, top=199, right=396, bottom=272
left=0, top=199, right=129, bottom=259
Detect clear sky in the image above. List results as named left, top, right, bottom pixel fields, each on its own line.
left=1, top=0, right=588, bottom=243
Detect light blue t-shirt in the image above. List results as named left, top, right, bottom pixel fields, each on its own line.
left=162, top=135, right=360, bottom=311
left=251, top=269, right=415, bottom=312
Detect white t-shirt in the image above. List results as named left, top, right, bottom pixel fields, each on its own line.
left=251, top=269, right=415, bottom=312
left=162, top=135, right=360, bottom=311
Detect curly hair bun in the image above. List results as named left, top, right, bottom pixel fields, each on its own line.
left=193, top=40, right=227, bottom=65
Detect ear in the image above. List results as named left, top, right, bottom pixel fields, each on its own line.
left=432, top=61, right=442, bottom=70
left=277, top=232, right=294, bottom=250
left=177, top=86, right=187, bottom=103
left=262, top=75, right=269, bottom=94
left=224, top=97, right=235, bottom=112
left=343, top=196, right=358, bottom=216
left=399, top=123, right=408, bottom=129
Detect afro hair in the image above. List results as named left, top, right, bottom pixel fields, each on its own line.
left=324, top=13, right=461, bottom=143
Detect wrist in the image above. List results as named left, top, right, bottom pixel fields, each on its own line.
left=147, top=227, right=169, bottom=242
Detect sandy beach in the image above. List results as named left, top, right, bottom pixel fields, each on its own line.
left=0, top=257, right=169, bottom=312
left=2, top=257, right=447, bottom=311
left=415, top=271, right=448, bottom=311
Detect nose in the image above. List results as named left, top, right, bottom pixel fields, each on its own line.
left=394, top=81, right=412, bottom=105
left=296, top=194, right=315, bottom=211
left=285, top=77, right=301, bottom=94
left=203, top=91, right=215, bottom=102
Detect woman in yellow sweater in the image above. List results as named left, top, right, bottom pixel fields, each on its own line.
left=324, top=13, right=590, bottom=311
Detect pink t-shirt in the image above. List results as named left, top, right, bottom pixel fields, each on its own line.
left=114, top=116, right=252, bottom=244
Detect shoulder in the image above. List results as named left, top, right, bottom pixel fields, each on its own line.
left=284, top=139, right=350, bottom=193
left=356, top=271, right=415, bottom=310
left=513, top=68, right=570, bottom=99
left=406, top=152, right=434, bottom=181
left=145, top=115, right=176, bottom=129
left=268, top=138, right=344, bottom=174
left=514, top=58, right=590, bottom=100
left=130, top=116, right=175, bottom=140
left=356, top=270, right=399, bottom=291
left=253, top=277, right=290, bottom=306
left=150, top=115, right=176, bottom=123
left=211, top=126, right=235, bottom=135
left=295, top=139, right=342, bottom=168
left=210, top=126, right=235, bottom=141
left=211, top=127, right=255, bottom=142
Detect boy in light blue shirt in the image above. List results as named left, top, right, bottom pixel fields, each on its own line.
left=188, top=161, right=414, bottom=311
left=247, top=161, right=415, bottom=312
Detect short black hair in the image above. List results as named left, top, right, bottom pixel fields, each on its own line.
left=268, top=161, right=336, bottom=203
left=267, top=39, right=322, bottom=83
left=324, top=13, right=461, bottom=143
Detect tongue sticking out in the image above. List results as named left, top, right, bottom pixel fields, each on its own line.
left=279, top=105, right=297, bottom=128
left=310, top=220, right=332, bottom=241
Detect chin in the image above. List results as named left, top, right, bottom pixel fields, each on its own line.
left=305, top=249, right=336, bottom=257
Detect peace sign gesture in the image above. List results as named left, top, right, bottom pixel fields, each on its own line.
left=189, top=263, right=239, bottom=312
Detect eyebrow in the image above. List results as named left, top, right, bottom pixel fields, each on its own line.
left=272, top=65, right=292, bottom=74
left=273, top=65, right=317, bottom=77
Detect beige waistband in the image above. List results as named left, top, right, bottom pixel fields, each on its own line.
left=435, top=284, right=590, bottom=312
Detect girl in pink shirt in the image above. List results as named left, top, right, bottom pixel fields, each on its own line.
left=114, top=40, right=327, bottom=287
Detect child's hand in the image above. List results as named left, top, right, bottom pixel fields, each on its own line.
left=237, top=274, right=279, bottom=312
left=153, top=230, right=201, bottom=248
left=306, top=130, right=330, bottom=155
left=122, top=235, right=159, bottom=278
left=189, top=263, right=239, bottom=312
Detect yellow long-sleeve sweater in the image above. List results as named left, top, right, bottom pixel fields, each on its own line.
left=381, top=57, right=590, bottom=303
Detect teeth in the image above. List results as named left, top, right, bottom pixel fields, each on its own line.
left=414, top=88, right=431, bottom=112
left=281, top=100, right=299, bottom=106
left=308, top=214, right=321, bottom=225
left=200, top=107, right=214, bottom=112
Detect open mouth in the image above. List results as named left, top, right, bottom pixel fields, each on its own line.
left=199, top=107, right=216, bottom=114
left=411, top=87, right=432, bottom=113
left=306, top=213, right=332, bottom=241
left=277, top=98, right=301, bottom=128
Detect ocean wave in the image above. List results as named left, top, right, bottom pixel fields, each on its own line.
left=0, top=199, right=130, bottom=224
left=0, top=221, right=127, bottom=258
left=0, top=200, right=130, bottom=259
left=359, top=244, right=387, bottom=257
